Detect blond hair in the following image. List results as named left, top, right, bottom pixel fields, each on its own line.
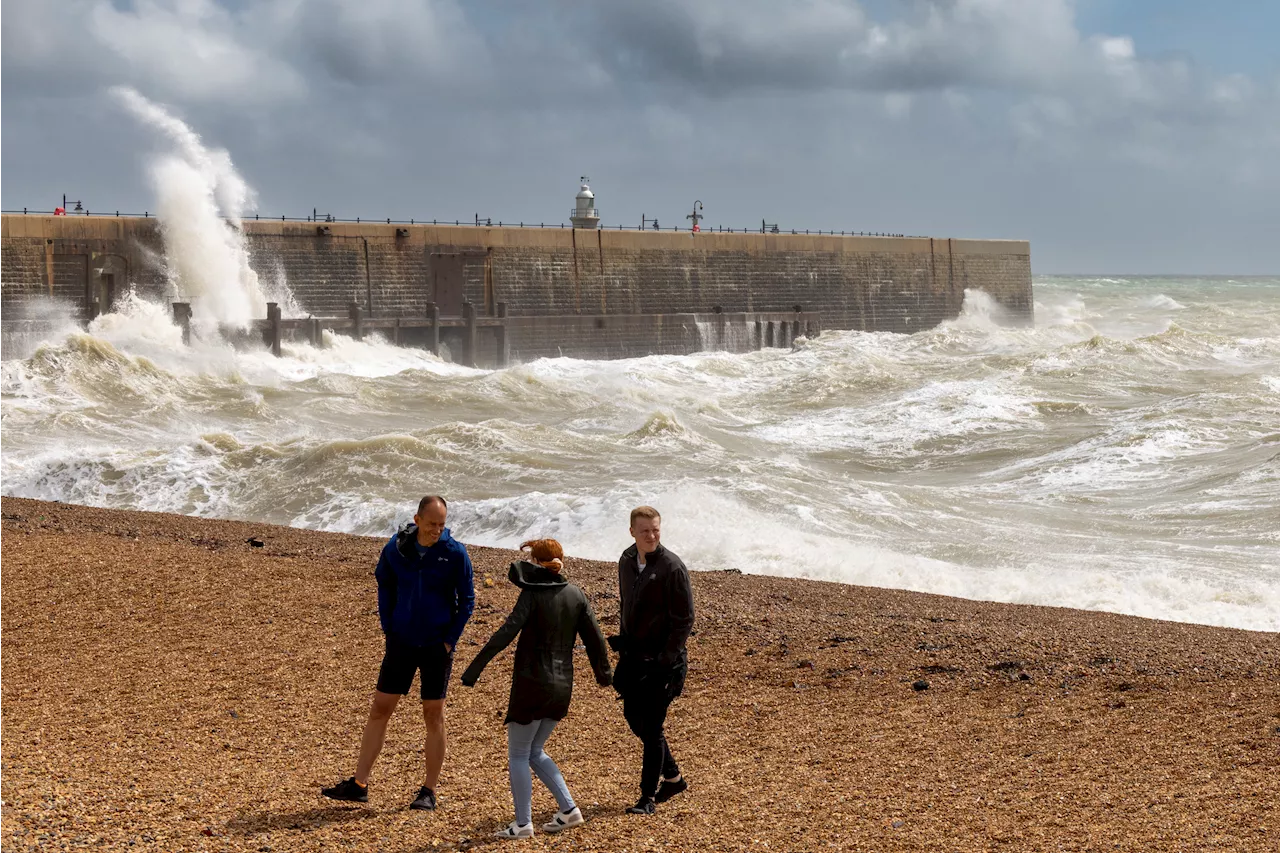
left=629, top=505, right=661, bottom=526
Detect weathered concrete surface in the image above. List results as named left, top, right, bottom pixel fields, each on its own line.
left=2, top=215, right=1032, bottom=360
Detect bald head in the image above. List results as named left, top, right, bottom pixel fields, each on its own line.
left=414, top=495, right=448, bottom=547
left=418, top=495, right=447, bottom=515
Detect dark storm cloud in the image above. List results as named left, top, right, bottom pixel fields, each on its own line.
left=579, top=0, right=1117, bottom=95
left=2, top=0, right=1277, bottom=273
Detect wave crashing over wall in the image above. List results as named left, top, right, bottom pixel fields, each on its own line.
left=112, top=86, right=298, bottom=337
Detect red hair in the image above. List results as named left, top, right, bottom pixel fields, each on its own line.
left=520, top=538, right=564, bottom=571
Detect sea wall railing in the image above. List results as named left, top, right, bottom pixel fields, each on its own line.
left=2, top=208, right=915, bottom=238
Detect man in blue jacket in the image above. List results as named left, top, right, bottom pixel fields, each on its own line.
left=322, top=495, right=475, bottom=811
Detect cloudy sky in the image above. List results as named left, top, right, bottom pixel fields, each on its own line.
left=3, top=0, right=1277, bottom=273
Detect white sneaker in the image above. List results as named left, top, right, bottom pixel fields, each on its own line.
left=542, top=806, right=584, bottom=833
left=494, top=821, right=534, bottom=840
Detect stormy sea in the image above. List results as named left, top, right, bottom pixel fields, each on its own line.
left=3, top=92, right=1277, bottom=633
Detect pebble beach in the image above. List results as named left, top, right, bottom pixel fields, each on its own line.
left=2, top=497, right=1276, bottom=852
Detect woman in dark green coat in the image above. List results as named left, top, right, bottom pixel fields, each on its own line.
left=461, top=539, right=612, bottom=840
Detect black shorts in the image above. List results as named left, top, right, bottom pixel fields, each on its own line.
left=376, top=636, right=455, bottom=701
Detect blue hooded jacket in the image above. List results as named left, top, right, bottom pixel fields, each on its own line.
left=376, top=524, right=475, bottom=648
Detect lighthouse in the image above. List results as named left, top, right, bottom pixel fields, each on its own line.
left=570, top=178, right=600, bottom=229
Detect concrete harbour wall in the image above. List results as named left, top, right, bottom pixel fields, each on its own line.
left=1, top=215, right=1033, bottom=361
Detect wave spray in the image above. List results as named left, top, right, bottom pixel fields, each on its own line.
left=111, top=87, right=292, bottom=335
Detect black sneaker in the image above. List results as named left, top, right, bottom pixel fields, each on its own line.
left=409, top=787, right=437, bottom=811
left=626, top=796, right=656, bottom=815
left=655, top=777, right=688, bottom=804
left=321, top=777, right=368, bottom=803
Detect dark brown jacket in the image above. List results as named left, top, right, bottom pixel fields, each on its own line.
left=461, top=561, right=612, bottom=725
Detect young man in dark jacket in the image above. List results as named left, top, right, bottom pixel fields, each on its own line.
left=323, top=495, right=475, bottom=811
left=613, top=505, right=694, bottom=815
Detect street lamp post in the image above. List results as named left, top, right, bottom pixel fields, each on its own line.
left=686, top=200, right=703, bottom=232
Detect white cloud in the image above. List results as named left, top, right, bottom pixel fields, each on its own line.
left=584, top=0, right=1279, bottom=177
left=1, top=0, right=482, bottom=104
left=587, top=0, right=1084, bottom=92
left=91, top=0, right=305, bottom=103
left=1096, top=35, right=1136, bottom=62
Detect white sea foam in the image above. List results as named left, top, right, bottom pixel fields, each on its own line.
left=752, top=379, right=1040, bottom=456
left=5, top=271, right=1280, bottom=633
left=945, top=288, right=1012, bottom=331
left=434, top=484, right=1280, bottom=632
left=0, top=298, right=86, bottom=361
left=87, top=290, right=188, bottom=351
left=1141, top=294, right=1187, bottom=310
left=275, top=332, right=485, bottom=380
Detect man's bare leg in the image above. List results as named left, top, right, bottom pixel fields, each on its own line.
left=354, top=690, right=401, bottom=784
left=421, top=698, right=446, bottom=790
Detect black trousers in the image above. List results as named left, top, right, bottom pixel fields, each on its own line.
left=620, top=658, right=686, bottom=797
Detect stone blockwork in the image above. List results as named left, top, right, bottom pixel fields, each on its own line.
left=498, top=312, right=818, bottom=364
left=2, top=215, right=1032, bottom=360
left=1, top=216, right=169, bottom=319
left=0, top=239, right=47, bottom=318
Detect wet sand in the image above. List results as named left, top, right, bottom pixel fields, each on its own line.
left=1, top=497, right=1276, bottom=852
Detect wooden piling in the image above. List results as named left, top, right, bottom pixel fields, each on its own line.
left=266, top=302, right=282, bottom=357
left=495, top=302, right=509, bottom=368
left=172, top=302, right=192, bottom=345
left=426, top=302, right=440, bottom=356
left=462, top=302, right=478, bottom=367
left=348, top=302, right=363, bottom=342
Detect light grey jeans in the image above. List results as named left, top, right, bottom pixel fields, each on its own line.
left=506, top=718, right=574, bottom=826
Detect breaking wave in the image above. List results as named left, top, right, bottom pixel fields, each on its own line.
left=3, top=277, right=1279, bottom=632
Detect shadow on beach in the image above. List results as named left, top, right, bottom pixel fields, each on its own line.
left=389, top=803, right=618, bottom=852
left=226, top=804, right=380, bottom=834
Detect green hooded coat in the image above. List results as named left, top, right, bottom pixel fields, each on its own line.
left=461, top=560, right=613, bottom=725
